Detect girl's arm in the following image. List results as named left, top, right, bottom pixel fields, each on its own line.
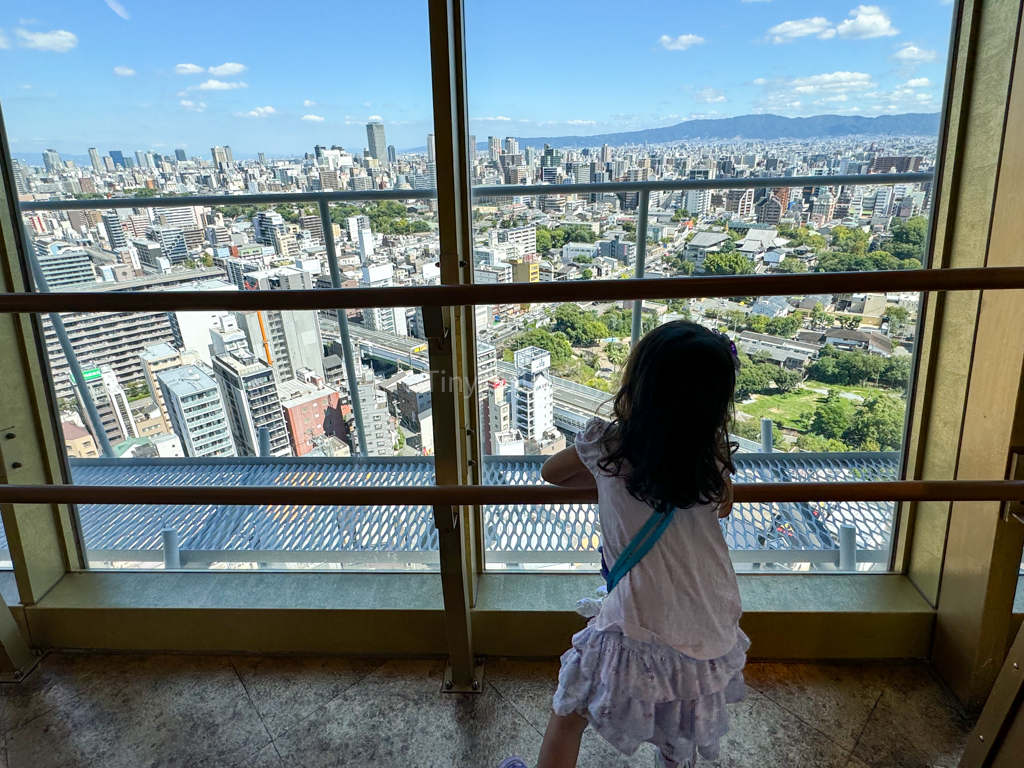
left=541, top=446, right=597, bottom=488
left=718, top=476, right=734, bottom=518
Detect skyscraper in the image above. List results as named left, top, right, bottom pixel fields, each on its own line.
left=426, top=134, right=436, bottom=164
left=503, top=137, right=519, bottom=156
left=224, top=146, right=234, bottom=165
left=387, top=145, right=397, bottom=164
left=175, top=149, right=187, bottom=162
left=468, top=135, right=477, bottom=161
left=366, top=122, right=388, bottom=164
left=89, top=148, right=103, bottom=173
left=211, top=146, right=229, bottom=168
left=232, top=310, right=325, bottom=381
left=512, top=347, right=558, bottom=453
left=109, top=150, right=126, bottom=168
left=42, top=149, right=63, bottom=174
left=488, top=137, right=501, bottom=162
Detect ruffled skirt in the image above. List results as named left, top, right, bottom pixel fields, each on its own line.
left=552, top=624, right=750, bottom=763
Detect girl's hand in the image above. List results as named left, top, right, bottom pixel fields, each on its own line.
left=541, top=446, right=597, bottom=488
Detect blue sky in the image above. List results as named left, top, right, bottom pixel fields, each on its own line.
left=1, top=1, right=954, bottom=159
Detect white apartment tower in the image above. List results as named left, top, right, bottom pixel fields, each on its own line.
left=157, top=365, right=236, bottom=458
left=361, top=264, right=408, bottom=336
left=512, top=347, right=555, bottom=446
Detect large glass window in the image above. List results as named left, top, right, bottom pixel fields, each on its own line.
left=4, top=0, right=440, bottom=570
left=466, top=0, right=953, bottom=570
left=0, top=0, right=965, bottom=575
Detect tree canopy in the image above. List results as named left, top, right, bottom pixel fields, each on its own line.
left=888, top=216, right=928, bottom=263
left=704, top=252, right=754, bottom=276
left=508, top=329, right=574, bottom=368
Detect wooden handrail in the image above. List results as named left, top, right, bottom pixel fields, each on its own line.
left=2, top=266, right=1024, bottom=314
left=0, top=480, right=1023, bottom=506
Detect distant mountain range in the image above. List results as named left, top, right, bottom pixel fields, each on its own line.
left=494, top=113, right=941, bottom=150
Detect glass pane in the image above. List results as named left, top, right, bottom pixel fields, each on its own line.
left=480, top=291, right=916, bottom=571
left=32, top=298, right=437, bottom=570
left=3, top=0, right=440, bottom=571
left=467, top=0, right=948, bottom=569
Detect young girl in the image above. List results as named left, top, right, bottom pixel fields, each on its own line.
left=501, top=320, right=748, bottom=768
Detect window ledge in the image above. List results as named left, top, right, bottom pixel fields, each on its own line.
left=18, top=571, right=935, bottom=659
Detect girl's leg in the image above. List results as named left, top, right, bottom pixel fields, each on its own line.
left=535, top=711, right=589, bottom=768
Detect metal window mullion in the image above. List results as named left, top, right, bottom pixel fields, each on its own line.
left=318, top=199, right=367, bottom=456
left=426, top=0, right=481, bottom=692
left=630, top=189, right=651, bottom=345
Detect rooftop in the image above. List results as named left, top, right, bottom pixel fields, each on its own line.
left=156, top=365, right=218, bottom=398
left=33, top=451, right=901, bottom=569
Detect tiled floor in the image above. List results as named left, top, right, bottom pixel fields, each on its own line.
left=0, top=652, right=975, bottom=768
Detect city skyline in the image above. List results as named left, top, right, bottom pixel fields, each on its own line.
left=1, top=0, right=954, bottom=155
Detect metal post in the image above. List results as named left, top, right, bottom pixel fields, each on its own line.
left=318, top=199, right=367, bottom=456
left=162, top=527, right=181, bottom=569
left=428, top=0, right=482, bottom=693
left=839, top=523, right=857, bottom=571
left=258, top=426, right=271, bottom=457
left=630, top=188, right=651, bottom=346
left=760, top=418, right=774, bottom=453
left=22, top=229, right=114, bottom=458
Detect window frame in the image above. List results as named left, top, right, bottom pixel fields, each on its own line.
left=0, top=0, right=1021, bottom=706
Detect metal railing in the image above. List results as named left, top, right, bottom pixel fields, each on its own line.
left=12, top=171, right=937, bottom=461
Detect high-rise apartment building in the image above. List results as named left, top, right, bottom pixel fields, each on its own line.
left=503, top=137, right=519, bottom=156
left=36, top=247, right=96, bottom=288
left=211, top=146, right=229, bottom=168
left=468, top=134, right=477, bottom=161
left=157, top=365, right=236, bottom=458
left=233, top=310, right=325, bottom=381
left=212, top=350, right=290, bottom=457
left=361, top=265, right=408, bottom=336
left=140, top=343, right=196, bottom=435
left=488, top=136, right=501, bottom=162
left=512, top=347, right=561, bottom=454
left=426, top=134, right=436, bottom=164
left=354, top=366, right=393, bottom=457
left=366, top=122, right=388, bottom=165
left=102, top=212, right=129, bottom=251
left=88, top=148, right=103, bottom=174
left=75, top=365, right=139, bottom=446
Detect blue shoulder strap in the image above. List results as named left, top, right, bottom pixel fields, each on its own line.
left=605, top=508, right=676, bottom=593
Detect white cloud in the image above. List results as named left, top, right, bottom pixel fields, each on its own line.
left=175, top=63, right=205, bottom=75
left=814, top=94, right=849, bottom=105
left=180, top=99, right=206, bottom=112
left=658, top=34, right=705, bottom=51
left=836, top=5, right=898, bottom=39
left=767, top=18, right=834, bottom=43
left=752, top=77, right=767, bottom=85
left=0, top=29, right=9, bottom=49
left=903, top=77, right=932, bottom=87
left=18, top=84, right=32, bottom=90
left=303, top=100, right=317, bottom=107
left=196, top=79, right=248, bottom=90
left=790, top=71, right=875, bottom=93
left=113, top=66, right=136, bottom=76
left=694, top=87, right=726, bottom=103
left=364, top=102, right=371, bottom=107
left=565, top=119, right=597, bottom=125
left=368, top=114, right=382, bottom=121
left=472, top=116, right=513, bottom=121
left=15, top=29, right=78, bottom=52
left=104, top=0, right=130, bottom=20
left=891, top=45, right=938, bottom=63
left=302, top=114, right=325, bottom=122
left=208, top=62, right=247, bottom=76
left=237, top=106, right=275, bottom=118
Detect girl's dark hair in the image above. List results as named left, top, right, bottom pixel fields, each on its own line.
left=598, top=320, right=737, bottom=513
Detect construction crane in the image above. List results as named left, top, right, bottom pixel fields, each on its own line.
left=243, top=278, right=274, bottom=366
